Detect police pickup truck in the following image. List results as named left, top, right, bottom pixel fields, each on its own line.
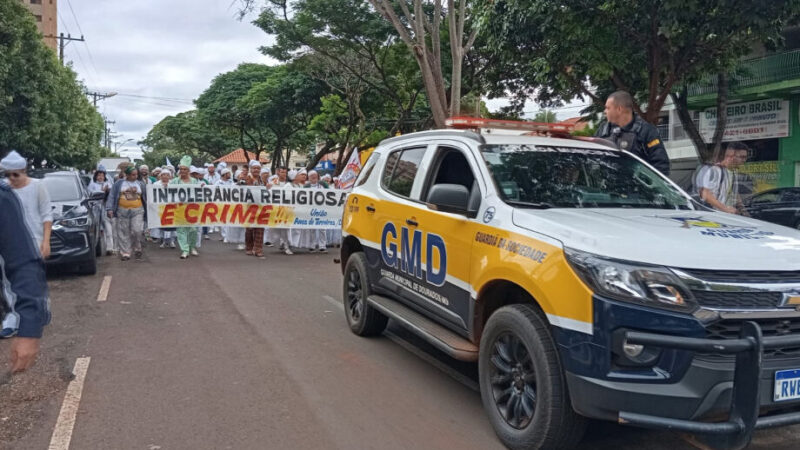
left=339, top=118, right=800, bottom=449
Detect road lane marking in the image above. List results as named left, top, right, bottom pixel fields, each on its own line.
left=322, top=295, right=344, bottom=312
left=48, top=357, right=91, bottom=450
left=96, top=276, right=111, bottom=302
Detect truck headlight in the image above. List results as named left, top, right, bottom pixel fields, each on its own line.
left=565, top=248, right=696, bottom=312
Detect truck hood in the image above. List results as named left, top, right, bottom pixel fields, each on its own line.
left=512, top=208, right=800, bottom=271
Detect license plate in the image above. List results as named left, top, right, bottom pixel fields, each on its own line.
left=774, top=369, right=800, bottom=402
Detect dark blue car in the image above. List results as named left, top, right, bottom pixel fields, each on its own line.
left=38, top=171, right=106, bottom=275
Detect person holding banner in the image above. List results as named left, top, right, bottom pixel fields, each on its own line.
left=270, top=167, right=293, bottom=255
left=228, top=170, right=247, bottom=250
left=154, top=170, right=176, bottom=249
left=244, top=160, right=267, bottom=258
left=305, top=170, right=328, bottom=253
left=216, top=168, right=234, bottom=244
left=170, top=156, right=201, bottom=260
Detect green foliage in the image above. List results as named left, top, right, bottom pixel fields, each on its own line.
left=479, top=0, right=800, bottom=122
left=532, top=110, right=557, bottom=123
left=139, top=110, right=239, bottom=168
left=0, top=0, right=105, bottom=169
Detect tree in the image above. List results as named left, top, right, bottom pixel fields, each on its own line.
left=247, top=0, right=427, bottom=134
left=0, top=0, right=105, bottom=169
left=139, top=110, right=240, bottom=168
left=480, top=0, right=800, bottom=161
left=532, top=110, right=557, bottom=123
left=238, top=64, right=326, bottom=169
left=368, top=0, right=478, bottom=127
left=195, top=63, right=276, bottom=157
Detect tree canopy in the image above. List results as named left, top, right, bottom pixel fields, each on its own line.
left=0, top=0, right=105, bottom=169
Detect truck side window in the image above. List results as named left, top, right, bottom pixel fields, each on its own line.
left=424, top=147, right=480, bottom=211
left=382, top=147, right=426, bottom=198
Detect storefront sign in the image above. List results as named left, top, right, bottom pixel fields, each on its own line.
left=738, top=161, right=779, bottom=193
left=700, top=99, right=790, bottom=142
left=146, top=185, right=348, bottom=229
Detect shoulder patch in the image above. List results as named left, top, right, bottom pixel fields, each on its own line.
left=647, top=138, right=661, bottom=148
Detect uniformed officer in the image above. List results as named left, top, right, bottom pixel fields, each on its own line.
left=595, top=91, right=670, bottom=175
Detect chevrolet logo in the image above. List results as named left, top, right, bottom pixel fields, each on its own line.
left=783, top=294, right=800, bottom=307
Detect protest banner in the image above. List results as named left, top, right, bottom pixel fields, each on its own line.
left=146, top=185, right=348, bottom=229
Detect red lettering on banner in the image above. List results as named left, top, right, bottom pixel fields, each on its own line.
left=201, top=203, right=219, bottom=223
left=161, top=204, right=177, bottom=226
left=243, top=205, right=258, bottom=224
left=230, top=204, right=245, bottom=223
left=185, top=203, right=200, bottom=224
left=257, top=205, right=273, bottom=225
left=219, top=204, right=231, bottom=224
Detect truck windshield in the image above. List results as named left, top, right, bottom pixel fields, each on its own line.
left=481, top=144, right=691, bottom=209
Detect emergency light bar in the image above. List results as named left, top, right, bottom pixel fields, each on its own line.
left=445, top=116, right=575, bottom=134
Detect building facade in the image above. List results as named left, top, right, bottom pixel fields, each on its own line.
left=19, top=0, right=57, bottom=50
left=662, top=27, right=800, bottom=193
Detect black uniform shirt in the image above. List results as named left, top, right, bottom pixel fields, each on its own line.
left=595, top=114, right=671, bottom=175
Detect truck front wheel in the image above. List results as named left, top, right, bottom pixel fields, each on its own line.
left=479, top=304, right=586, bottom=449
left=342, top=252, right=388, bottom=336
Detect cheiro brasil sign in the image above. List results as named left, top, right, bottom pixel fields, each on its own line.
left=699, top=99, right=790, bottom=143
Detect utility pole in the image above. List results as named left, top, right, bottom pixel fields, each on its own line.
left=103, top=118, right=116, bottom=150
left=86, top=91, right=117, bottom=107
left=45, top=33, right=85, bottom=65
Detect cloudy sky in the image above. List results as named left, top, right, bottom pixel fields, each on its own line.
left=61, top=1, right=578, bottom=161
left=63, top=0, right=275, bottom=159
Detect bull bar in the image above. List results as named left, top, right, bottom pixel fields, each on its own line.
left=618, top=321, right=800, bottom=450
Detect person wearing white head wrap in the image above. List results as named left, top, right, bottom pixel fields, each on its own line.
left=249, top=159, right=262, bottom=168
left=1, top=151, right=53, bottom=258
left=287, top=169, right=297, bottom=182
left=206, top=163, right=220, bottom=184
left=304, top=169, right=328, bottom=252
left=170, top=156, right=201, bottom=259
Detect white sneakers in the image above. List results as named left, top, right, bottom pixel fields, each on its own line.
left=190, top=249, right=199, bottom=256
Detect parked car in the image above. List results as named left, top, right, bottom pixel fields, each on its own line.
left=745, top=187, right=800, bottom=230
left=36, top=171, right=106, bottom=274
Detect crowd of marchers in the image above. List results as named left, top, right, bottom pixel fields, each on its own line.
left=89, top=155, right=343, bottom=261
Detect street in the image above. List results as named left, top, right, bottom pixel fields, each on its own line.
left=0, top=235, right=797, bottom=449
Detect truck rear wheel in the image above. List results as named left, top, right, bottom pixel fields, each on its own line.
left=479, top=304, right=586, bottom=449
left=343, top=252, right=388, bottom=336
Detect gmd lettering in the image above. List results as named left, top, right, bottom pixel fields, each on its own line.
left=381, top=222, right=447, bottom=287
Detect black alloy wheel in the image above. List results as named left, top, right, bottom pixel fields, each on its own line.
left=346, top=269, right=364, bottom=322
left=342, top=252, right=388, bottom=336
left=490, top=332, right=536, bottom=429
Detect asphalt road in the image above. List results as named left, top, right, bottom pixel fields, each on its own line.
left=2, top=235, right=799, bottom=449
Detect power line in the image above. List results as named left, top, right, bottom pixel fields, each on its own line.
left=115, top=93, right=194, bottom=104
left=64, top=0, right=101, bottom=82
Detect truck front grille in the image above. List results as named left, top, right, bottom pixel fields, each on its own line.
left=700, top=318, right=800, bottom=361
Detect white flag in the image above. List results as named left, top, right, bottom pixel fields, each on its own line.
left=337, top=149, right=362, bottom=190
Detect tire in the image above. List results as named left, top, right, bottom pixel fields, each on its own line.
left=342, top=252, right=388, bottom=336
left=77, top=247, right=98, bottom=276
left=479, top=304, right=586, bottom=450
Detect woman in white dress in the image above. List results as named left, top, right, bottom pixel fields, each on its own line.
left=216, top=168, right=234, bottom=243
left=227, top=169, right=247, bottom=250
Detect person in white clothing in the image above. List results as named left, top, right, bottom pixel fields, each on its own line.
left=305, top=170, right=328, bottom=253
left=216, top=168, right=234, bottom=243
left=271, top=167, right=293, bottom=255
left=0, top=151, right=52, bottom=258
left=88, top=165, right=115, bottom=254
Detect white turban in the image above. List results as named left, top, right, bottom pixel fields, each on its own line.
left=268, top=175, right=278, bottom=183
left=217, top=162, right=227, bottom=170
left=234, top=169, right=243, bottom=178
left=308, top=170, right=318, bottom=177
left=190, top=165, right=201, bottom=174
left=288, top=169, right=297, bottom=181
left=298, top=168, right=307, bottom=176
left=249, top=160, right=261, bottom=168
left=322, top=174, right=332, bottom=181
left=0, top=151, right=27, bottom=170
left=220, top=168, right=232, bottom=176
left=139, top=164, right=149, bottom=170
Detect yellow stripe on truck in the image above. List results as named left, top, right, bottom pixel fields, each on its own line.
left=343, top=194, right=595, bottom=331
